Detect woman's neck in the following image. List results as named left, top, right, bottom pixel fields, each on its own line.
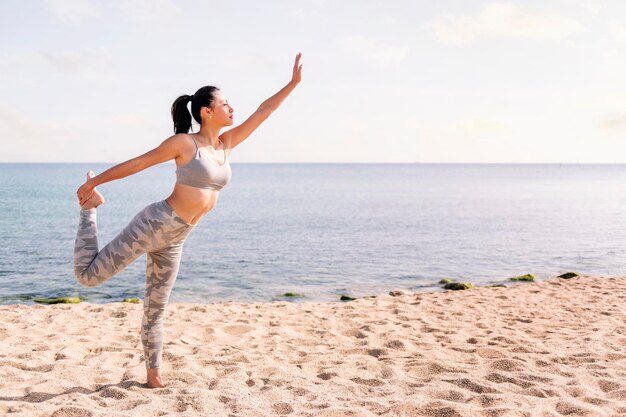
left=194, top=126, right=221, bottom=148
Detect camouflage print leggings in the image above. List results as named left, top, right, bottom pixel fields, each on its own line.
left=74, top=200, right=195, bottom=369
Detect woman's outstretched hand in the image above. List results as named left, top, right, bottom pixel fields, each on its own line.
left=290, top=52, right=302, bottom=85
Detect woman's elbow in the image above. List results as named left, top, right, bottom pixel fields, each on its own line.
left=256, top=107, right=273, bottom=119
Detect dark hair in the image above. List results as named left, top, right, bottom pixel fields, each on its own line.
left=171, top=86, right=220, bottom=134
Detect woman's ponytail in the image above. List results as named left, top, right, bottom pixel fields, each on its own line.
left=171, top=95, right=193, bottom=134
left=170, top=86, right=219, bottom=134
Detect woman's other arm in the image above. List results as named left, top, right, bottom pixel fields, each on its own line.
left=77, top=134, right=182, bottom=205
left=221, top=52, right=302, bottom=149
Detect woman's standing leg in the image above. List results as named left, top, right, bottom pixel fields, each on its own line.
left=139, top=201, right=194, bottom=388
left=142, top=245, right=184, bottom=374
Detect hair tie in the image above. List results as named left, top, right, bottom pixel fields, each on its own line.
left=189, top=95, right=194, bottom=101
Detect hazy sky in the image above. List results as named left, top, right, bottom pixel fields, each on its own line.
left=1, top=0, right=625, bottom=163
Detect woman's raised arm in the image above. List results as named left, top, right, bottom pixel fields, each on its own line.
left=77, top=135, right=182, bottom=205
left=221, top=52, right=303, bottom=149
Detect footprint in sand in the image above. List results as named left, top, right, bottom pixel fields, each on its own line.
left=351, top=377, right=385, bottom=387
left=367, top=348, right=387, bottom=358
left=290, top=387, right=309, bottom=396
left=153, top=388, right=173, bottom=395
left=6, top=362, right=54, bottom=372
left=218, top=395, right=234, bottom=404
left=168, top=371, right=197, bottom=384
left=272, top=402, right=294, bottom=415
left=51, top=406, right=93, bottom=417
left=317, top=372, right=337, bottom=380
left=476, top=347, right=507, bottom=359
left=430, top=390, right=466, bottom=403
left=489, top=358, right=524, bottom=372
left=555, top=401, right=595, bottom=416
left=15, top=352, right=33, bottom=360
left=598, top=379, right=620, bottom=393
left=485, top=372, right=533, bottom=388
left=93, top=346, right=123, bottom=354
left=383, top=340, right=405, bottom=350
left=99, top=386, right=128, bottom=399
left=445, top=378, right=500, bottom=394
left=343, top=329, right=367, bottom=339
left=180, top=328, right=208, bottom=345
left=222, top=324, right=254, bottom=336
left=406, top=362, right=461, bottom=377
left=120, top=399, right=151, bottom=411
left=357, top=400, right=390, bottom=414
left=608, top=390, right=626, bottom=400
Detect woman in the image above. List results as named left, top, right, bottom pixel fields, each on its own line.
left=74, top=53, right=303, bottom=388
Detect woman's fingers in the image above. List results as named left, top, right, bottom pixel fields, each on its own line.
left=291, top=52, right=302, bottom=84
left=77, top=184, right=94, bottom=206
left=79, top=191, right=93, bottom=206
left=293, top=52, right=302, bottom=72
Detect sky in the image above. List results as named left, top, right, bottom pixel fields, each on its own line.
left=0, top=0, right=625, bottom=163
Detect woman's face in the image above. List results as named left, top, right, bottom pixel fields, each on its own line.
left=207, top=90, right=234, bottom=126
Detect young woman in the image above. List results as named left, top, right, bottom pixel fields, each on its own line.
left=74, top=53, right=302, bottom=388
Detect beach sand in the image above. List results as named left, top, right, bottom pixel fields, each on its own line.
left=0, top=276, right=624, bottom=416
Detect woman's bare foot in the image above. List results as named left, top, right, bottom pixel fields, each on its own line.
left=80, top=171, right=104, bottom=210
left=147, top=367, right=166, bottom=388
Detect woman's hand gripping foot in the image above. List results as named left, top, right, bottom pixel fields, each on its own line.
left=77, top=171, right=104, bottom=210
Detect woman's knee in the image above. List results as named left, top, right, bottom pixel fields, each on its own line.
left=74, top=269, right=100, bottom=288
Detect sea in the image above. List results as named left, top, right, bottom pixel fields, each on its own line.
left=1, top=163, right=625, bottom=305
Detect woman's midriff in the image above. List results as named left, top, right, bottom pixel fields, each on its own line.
left=165, top=183, right=220, bottom=226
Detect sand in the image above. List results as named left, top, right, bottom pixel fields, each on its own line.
left=0, top=276, right=624, bottom=417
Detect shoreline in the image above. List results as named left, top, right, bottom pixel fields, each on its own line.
left=1, top=276, right=624, bottom=416
left=0, top=273, right=574, bottom=306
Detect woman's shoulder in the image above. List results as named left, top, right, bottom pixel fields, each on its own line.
left=170, top=132, right=195, bottom=141
left=164, top=133, right=196, bottom=148
left=155, top=134, right=197, bottom=159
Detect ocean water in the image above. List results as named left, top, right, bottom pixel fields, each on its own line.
left=1, top=163, right=625, bottom=305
